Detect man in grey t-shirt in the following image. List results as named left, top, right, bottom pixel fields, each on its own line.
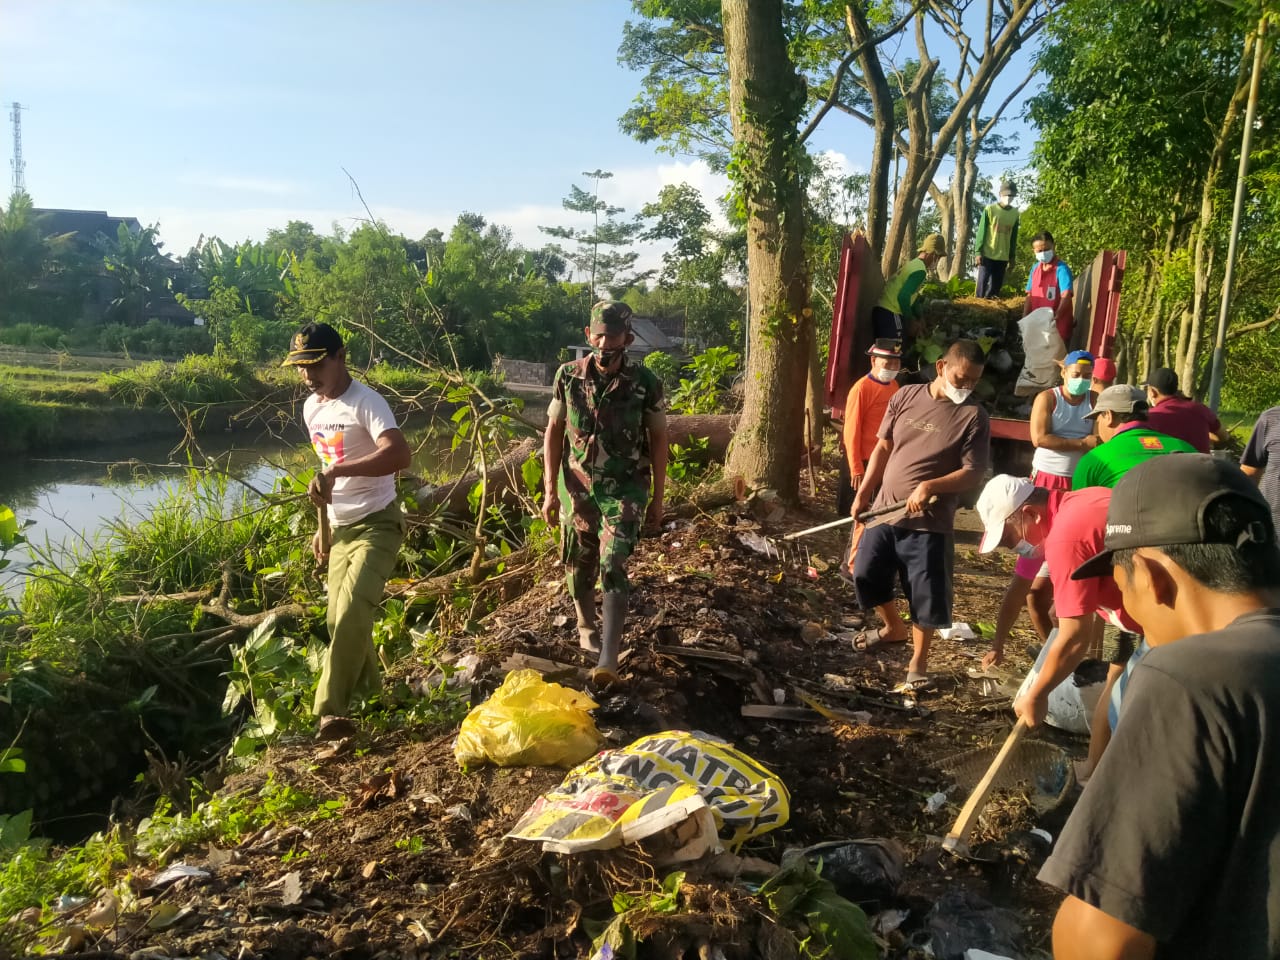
left=1042, top=454, right=1280, bottom=959
left=1241, top=405, right=1280, bottom=535
left=849, top=340, right=990, bottom=691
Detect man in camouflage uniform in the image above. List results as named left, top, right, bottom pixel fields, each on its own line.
left=542, top=301, right=668, bottom=685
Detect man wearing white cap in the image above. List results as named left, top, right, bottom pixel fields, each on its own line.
left=975, top=475, right=1142, bottom=774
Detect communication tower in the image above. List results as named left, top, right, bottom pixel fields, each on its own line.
left=9, top=102, right=27, bottom=194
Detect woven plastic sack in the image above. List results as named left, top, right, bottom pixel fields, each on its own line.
left=454, top=669, right=601, bottom=771
left=1015, top=307, right=1066, bottom=396
left=508, top=730, right=790, bottom=853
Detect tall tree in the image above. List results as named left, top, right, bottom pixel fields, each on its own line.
left=1027, top=0, right=1278, bottom=393
left=539, top=170, right=648, bottom=298
left=720, top=0, right=813, bottom=497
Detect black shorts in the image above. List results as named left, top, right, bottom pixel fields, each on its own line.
left=851, top=523, right=953, bottom=629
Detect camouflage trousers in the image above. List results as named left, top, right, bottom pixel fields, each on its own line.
left=560, top=484, right=645, bottom=597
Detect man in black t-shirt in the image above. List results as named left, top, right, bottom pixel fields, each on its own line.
left=1041, top=454, right=1280, bottom=959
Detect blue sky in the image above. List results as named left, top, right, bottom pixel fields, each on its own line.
left=1, top=1, right=1039, bottom=262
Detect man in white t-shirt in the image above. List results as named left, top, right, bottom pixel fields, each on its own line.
left=283, top=323, right=411, bottom=740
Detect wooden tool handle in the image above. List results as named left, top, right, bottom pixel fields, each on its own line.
left=942, top=717, right=1028, bottom=855
left=317, top=505, right=331, bottom=556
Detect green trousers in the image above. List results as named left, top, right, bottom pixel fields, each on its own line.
left=312, top=501, right=405, bottom=718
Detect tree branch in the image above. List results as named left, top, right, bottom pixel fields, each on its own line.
left=1226, top=304, right=1280, bottom=341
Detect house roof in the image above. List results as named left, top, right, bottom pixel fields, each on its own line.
left=629, top=316, right=672, bottom=352
left=33, top=208, right=142, bottom=244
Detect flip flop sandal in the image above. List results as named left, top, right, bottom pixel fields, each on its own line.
left=589, top=666, right=622, bottom=688
left=892, top=674, right=935, bottom=694
left=851, top=627, right=909, bottom=652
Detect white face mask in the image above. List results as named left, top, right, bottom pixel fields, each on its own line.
left=1036, top=249, right=1055, bottom=264
left=869, top=367, right=897, bottom=384
left=1014, top=539, right=1044, bottom=561
left=941, top=377, right=972, bottom=405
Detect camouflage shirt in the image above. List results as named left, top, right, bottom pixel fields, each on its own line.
left=548, top=356, right=665, bottom=501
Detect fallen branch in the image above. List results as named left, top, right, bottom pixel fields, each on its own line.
left=197, top=601, right=309, bottom=628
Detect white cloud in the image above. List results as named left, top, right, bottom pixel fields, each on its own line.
left=141, top=158, right=734, bottom=276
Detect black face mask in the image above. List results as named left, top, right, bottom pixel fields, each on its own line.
left=594, top=346, right=624, bottom=367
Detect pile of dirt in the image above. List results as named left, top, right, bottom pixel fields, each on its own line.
left=40, top=473, right=1081, bottom=960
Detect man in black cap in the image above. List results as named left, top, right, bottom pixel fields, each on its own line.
left=1143, top=366, right=1222, bottom=454
left=543, top=301, right=667, bottom=685
left=1041, top=454, right=1280, bottom=959
left=283, top=322, right=412, bottom=740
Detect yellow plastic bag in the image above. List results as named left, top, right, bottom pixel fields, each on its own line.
left=454, top=669, right=602, bottom=771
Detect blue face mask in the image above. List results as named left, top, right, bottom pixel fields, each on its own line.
left=1036, top=249, right=1055, bottom=264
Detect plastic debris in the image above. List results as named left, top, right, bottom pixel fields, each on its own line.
left=928, top=890, right=1024, bottom=960
left=149, top=863, right=210, bottom=888
left=738, top=532, right=780, bottom=559
left=924, top=791, right=949, bottom=814
left=454, top=669, right=601, bottom=771
left=938, top=622, right=977, bottom=641
left=803, top=838, right=905, bottom=904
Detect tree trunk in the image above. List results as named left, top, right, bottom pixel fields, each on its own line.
left=1181, top=41, right=1253, bottom=394
left=847, top=3, right=894, bottom=257
left=882, top=23, right=938, bottom=274
left=950, top=148, right=979, bottom=282
left=880, top=1, right=1047, bottom=275
left=721, top=0, right=813, bottom=499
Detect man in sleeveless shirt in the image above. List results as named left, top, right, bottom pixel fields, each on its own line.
left=985, top=351, right=1099, bottom=666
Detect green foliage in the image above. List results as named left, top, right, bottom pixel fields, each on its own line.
left=136, top=772, right=341, bottom=859
left=642, top=349, right=682, bottom=392
left=105, top=353, right=257, bottom=407
left=759, top=854, right=876, bottom=960
left=668, top=436, right=711, bottom=482
left=96, top=318, right=213, bottom=357
left=540, top=171, right=649, bottom=298
left=0, top=323, right=68, bottom=350
left=669, top=346, right=740, bottom=414
left=222, top=618, right=323, bottom=757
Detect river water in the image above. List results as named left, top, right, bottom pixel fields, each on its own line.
left=0, top=429, right=461, bottom=598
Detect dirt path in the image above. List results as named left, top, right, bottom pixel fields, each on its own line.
left=84, top=474, right=1078, bottom=960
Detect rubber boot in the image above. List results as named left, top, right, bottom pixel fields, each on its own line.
left=572, top=582, right=600, bottom=653
left=591, top=592, right=627, bottom=686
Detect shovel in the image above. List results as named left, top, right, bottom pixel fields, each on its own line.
left=781, top=496, right=938, bottom=541
left=941, top=717, right=1028, bottom=858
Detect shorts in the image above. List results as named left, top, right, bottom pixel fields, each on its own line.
left=1102, top=627, right=1141, bottom=665
left=1014, top=470, right=1073, bottom=580
left=851, top=523, right=953, bottom=629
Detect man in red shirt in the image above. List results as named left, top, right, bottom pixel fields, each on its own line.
left=1143, top=367, right=1222, bottom=454
left=976, top=476, right=1141, bottom=774
left=840, top=339, right=901, bottom=575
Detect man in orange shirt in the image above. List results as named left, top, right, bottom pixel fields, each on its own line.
left=841, top=339, right=901, bottom=575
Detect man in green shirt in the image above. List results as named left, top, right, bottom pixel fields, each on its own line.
left=974, top=181, right=1020, bottom=299
left=873, top=233, right=946, bottom=356
left=1073, top=385, right=1196, bottom=490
